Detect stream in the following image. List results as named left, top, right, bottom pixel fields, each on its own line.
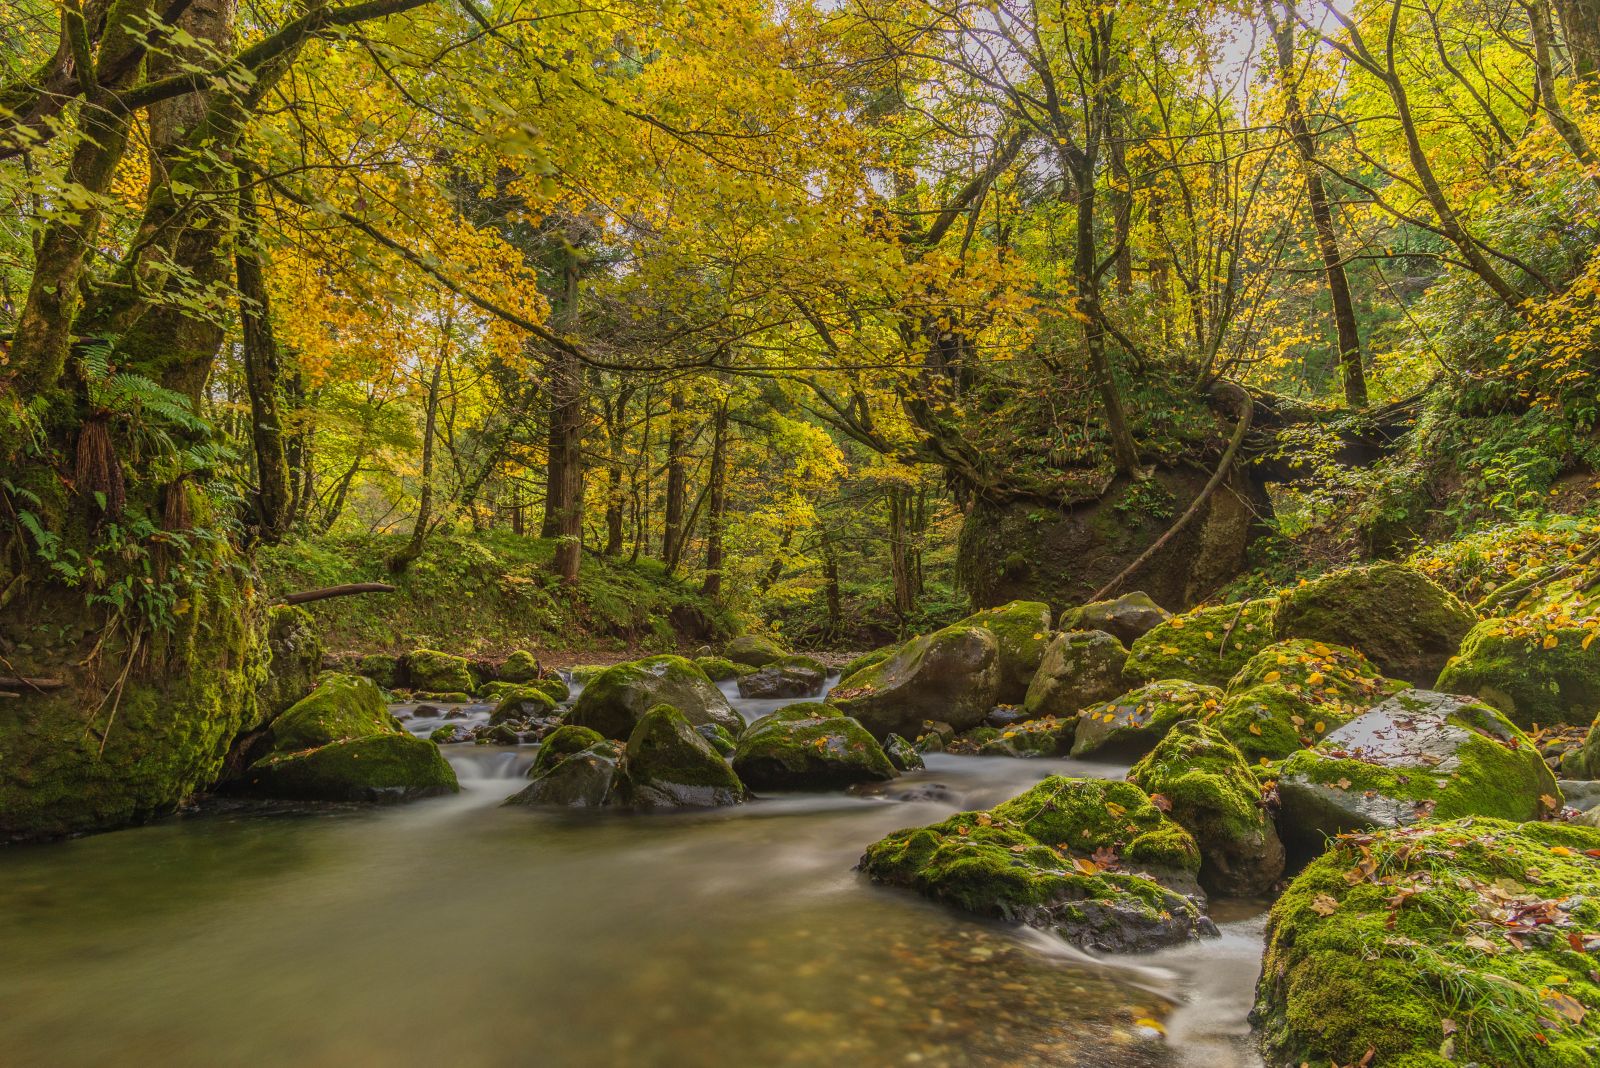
left=0, top=676, right=1266, bottom=1067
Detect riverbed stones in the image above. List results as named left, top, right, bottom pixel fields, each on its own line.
left=507, top=727, right=619, bottom=808
left=488, top=685, right=558, bottom=726
left=732, top=704, right=896, bottom=790
left=1272, top=562, right=1474, bottom=685
left=828, top=624, right=1001, bottom=739
left=618, top=704, right=746, bottom=809
left=859, top=776, right=1210, bottom=953
left=1275, top=690, right=1560, bottom=850
left=258, top=605, right=322, bottom=720
left=244, top=733, right=459, bottom=802
left=404, top=649, right=476, bottom=694
left=270, top=674, right=402, bottom=751
left=1123, top=599, right=1276, bottom=687
left=736, top=655, right=828, bottom=700
left=956, top=600, right=1053, bottom=704
left=1128, top=720, right=1284, bottom=895
left=1060, top=592, right=1170, bottom=646
left=1254, top=818, right=1600, bottom=1067
left=1436, top=617, right=1600, bottom=728
left=882, top=734, right=923, bottom=771
left=1020, top=630, right=1128, bottom=722
left=566, top=655, right=742, bottom=741
left=1069, top=680, right=1222, bottom=759
left=724, top=634, right=788, bottom=669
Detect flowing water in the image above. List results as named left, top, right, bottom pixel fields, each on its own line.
left=0, top=676, right=1266, bottom=1067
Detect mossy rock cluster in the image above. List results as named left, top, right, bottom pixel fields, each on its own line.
left=736, top=655, right=828, bottom=700
left=498, top=650, right=541, bottom=683
left=618, top=704, right=747, bottom=809
left=828, top=623, right=1000, bottom=738
left=1059, top=591, right=1170, bottom=646
left=257, top=605, right=322, bottom=721
left=270, top=674, right=401, bottom=751
left=1020, top=630, right=1129, bottom=722
left=1128, top=720, right=1284, bottom=896
left=693, top=655, right=750, bottom=682
left=1124, top=599, right=1276, bottom=687
left=952, top=718, right=1070, bottom=758
left=1437, top=618, right=1600, bottom=729
left=859, top=776, right=1210, bottom=952
left=1255, top=818, right=1600, bottom=1067
left=1070, top=680, right=1222, bottom=759
left=354, top=653, right=401, bottom=689
left=731, top=703, right=896, bottom=790
left=566, top=655, right=741, bottom=741
left=955, top=600, right=1053, bottom=704
left=488, top=686, right=559, bottom=726
left=403, top=649, right=476, bottom=694
left=505, top=725, right=618, bottom=808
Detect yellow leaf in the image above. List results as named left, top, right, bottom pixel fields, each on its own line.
left=1263, top=670, right=1282, bottom=683
left=1311, top=893, right=1340, bottom=916
left=1544, top=634, right=1560, bottom=649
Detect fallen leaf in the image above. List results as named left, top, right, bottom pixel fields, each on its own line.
left=1311, top=893, right=1340, bottom=916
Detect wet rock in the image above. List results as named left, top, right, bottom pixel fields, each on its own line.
left=966, top=720, right=1068, bottom=758
left=954, top=600, right=1053, bottom=704
left=1020, top=630, right=1129, bottom=721
left=732, top=708, right=896, bottom=790
left=882, top=733, right=923, bottom=772
left=489, top=685, right=558, bottom=726
left=1060, top=592, right=1171, bottom=646
left=736, top=655, right=828, bottom=700
left=1128, top=720, right=1284, bottom=895
left=1275, top=690, right=1561, bottom=851
left=257, top=605, right=322, bottom=721
left=429, top=724, right=473, bottom=745
left=828, top=625, right=1001, bottom=739
left=696, top=722, right=738, bottom=757
left=724, top=634, right=789, bottom=669
left=1124, top=599, right=1276, bottom=687
left=1069, top=680, right=1222, bottom=759
left=618, top=704, right=746, bottom=809
left=566, top=655, right=742, bottom=741
left=241, top=734, right=458, bottom=802
left=1436, top=617, right=1600, bottom=728
left=859, top=776, right=1211, bottom=953
left=1272, top=562, right=1474, bottom=685
left=693, top=655, right=748, bottom=682
left=1254, top=818, right=1600, bottom=1067
left=1559, top=778, right=1600, bottom=812
left=985, top=706, right=1030, bottom=729
left=403, top=649, right=476, bottom=694
left=506, top=730, right=619, bottom=808
left=270, top=674, right=402, bottom=752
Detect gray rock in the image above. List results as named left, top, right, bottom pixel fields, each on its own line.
left=619, top=704, right=746, bottom=809
left=1061, top=592, right=1171, bottom=646
left=828, top=625, right=1001, bottom=738
left=1021, top=630, right=1130, bottom=721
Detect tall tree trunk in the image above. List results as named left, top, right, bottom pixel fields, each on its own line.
left=700, top=398, right=729, bottom=599
left=661, top=389, right=688, bottom=572
left=541, top=256, right=585, bottom=585
left=1531, top=0, right=1600, bottom=193
left=888, top=487, right=916, bottom=618
left=388, top=325, right=448, bottom=572
left=1268, top=1, right=1368, bottom=408
left=1069, top=157, right=1140, bottom=472
left=1554, top=0, right=1600, bottom=82
left=821, top=531, right=842, bottom=637
left=235, top=181, right=292, bottom=540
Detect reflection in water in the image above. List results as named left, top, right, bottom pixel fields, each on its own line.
left=0, top=676, right=1265, bottom=1067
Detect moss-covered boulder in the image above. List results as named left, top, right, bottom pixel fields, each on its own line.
left=1573, top=712, right=1600, bottom=780
left=839, top=646, right=895, bottom=686
left=258, top=605, right=322, bottom=721
left=1436, top=618, right=1600, bottom=728
left=724, top=633, right=788, bottom=669
left=828, top=624, right=1001, bottom=738
left=270, top=674, right=400, bottom=752
left=1124, top=599, right=1276, bottom=686
left=696, top=722, right=738, bottom=756
left=859, top=777, right=1209, bottom=952
left=404, top=649, right=476, bottom=694
left=1020, top=630, right=1129, bottom=721
left=618, top=704, right=746, bottom=809
left=1128, top=721, right=1284, bottom=895
left=1060, top=592, right=1171, bottom=646
left=1069, top=680, right=1222, bottom=759
left=1254, top=818, right=1600, bottom=1067
left=1276, top=690, right=1561, bottom=851
left=528, top=676, right=570, bottom=703
left=693, top=655, right=749, bottom=682
left=736, top=655, right=828, bottom=700
left=1207, top=640, right=1407, bottom=763
left=955, top=600, right=1053, bottom=704
left=566, top=655, right=741, bottom=741
left=1273, top=563, right=1475, bottom=685
left=498, top=650, right=540, bottom=683
left=566, top=664, right=609, bottom=686
left=507, top=727, right=618, bottom=808
left=243, top=734, right=458, bottom=802
left=488, top=685, right=559, bottom=726
left=354, top=652, right=401, bottom=690
left=732, top=708, right=896, bottom=790
left=883, top=733, right=923, bottom=771
left=961, top=719, right=1070, bottom=758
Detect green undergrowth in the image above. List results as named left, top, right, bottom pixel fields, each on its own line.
left=258, top=530, right=735, bottom=655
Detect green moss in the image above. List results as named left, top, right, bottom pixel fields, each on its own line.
left=725, top=633, right=788, bottom=668
left=955, top=600, right=1053, bottom=702
left=962, top=718, right=1067, bottom=757
left=697, top=722, right=738, bottom=756
left=1256, top=818, right=1600, bottom=1068
left=566, top=654, right=738, bottom=740
left=478, top=680, right=525, bottom=702
left=619, top=703, right=745, bottom=808
left=1207, top=684, right=1333, bottom=764
left=1272, top=562, right=1476, bottom=684
left=500, top=650, right=540, bottom=682
left=839, top=645, right=895, bottom=685
left=1070, top=680, right=1222, bottom=758
left=989, top=776, right=1200, bottom=874
left=354, top=653, right=400, bottom=689
left=271, top=674, right=398, bottom=752
left=489, top=685, right=558, bottom=725
left=1021, top=630, right=1129, bottom=720
left=693, top=655, right=750, bottom=681
left=529, top=676, right=570, bottom=703
left=1437, top=619, right=1600, bottom=728
left=529, top=724, right=607, bottom=778
left=258, top=604, right=321, bottom=720
left=732, top=711, right=895, bottom=789
left=1124, top=599, right=1276, bottom=686
left=243, top=733, right=459, bottom=802
left=404, top=649, right=475, bottom=693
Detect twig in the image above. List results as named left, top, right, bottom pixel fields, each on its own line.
left=0, top=674, right=65, bottom=692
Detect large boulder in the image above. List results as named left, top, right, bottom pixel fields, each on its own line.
left=488, top=686, right=558, bottom=726
left=1128, top=720, right=1284, bottom=895
left=1124, top=599, right=1276, bottom=686
left=724, top=634, right=788, bottom=669
left=732, top=703, right=896, bottom=790
left=1060, top=592, right=1170, bottom=646
left=1069, top=680, right=1222, bottom=759
left=954, top=600, right=1053, bottom=704
left=828, top=624, right=1001, bottom=738
left=403, top=649, right=476, bottom=693
left=257, top=605, right=321, bottom=721
left=566, top=655, right=741, bottom=741
left=506, top=726, right=619, bottom=808
left=499, top=650, right=541, bottom=683
left=1020, top=630, right=1129, bottom=721
left=839, top=646, right=895, bottom=686
left=1272, top=563, right=1475, bottom=685
left=270, top=674, right=401, bottom=752
left=1436, top=618, right=1600, bottom=728
left=736, top=655, right=828, bottom=700
left=242, top=734, right=458, bottom=802
left=1275, top=690, right=1560, bottom=851
left=859, top=776, right=1211, bottom=953
left=1206, top=640, right=1406, bottom=764
left=618, top=704, right=746, bottom=809
left=1254, top=818, right=1600, bottom=1067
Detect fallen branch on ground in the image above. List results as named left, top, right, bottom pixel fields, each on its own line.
left=274, top=583, right=398, bottom=606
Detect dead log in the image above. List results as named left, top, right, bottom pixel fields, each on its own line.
left=274, top=583, right=397, bottom=606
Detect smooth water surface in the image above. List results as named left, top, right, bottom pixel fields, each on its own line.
left=0, top=679, right=1265, bottom=1067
